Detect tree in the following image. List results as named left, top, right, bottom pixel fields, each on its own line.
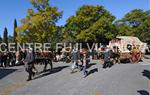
left=3, top=27, right=8, bottom=43
left=13, top=19, right=18, bottom=51
left=13, top=19, right=17, bottom=43
left=138, top=15, right=150, bottom=44
left=65, top=5, right=116, bottom=43
left=8, top=35, right=14, bottom=43
left=16, top=0, right=62, bottom=43
left=3, top=27, right=8, bottom=50
left=115, top=22, right=133, bottom=36
left=0, top=36, right=2, bottom=43
left=116, top=9, right=150, bottom=44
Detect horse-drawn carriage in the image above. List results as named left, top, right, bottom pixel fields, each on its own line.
left=109, top=36, right=147, bottom=63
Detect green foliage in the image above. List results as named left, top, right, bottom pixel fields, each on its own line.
left=13, top=19, right=17, bottom=42
left=65, top=5, right=116, bottom=43
left=0, top=36, right=2, bottom=43
left=116, top=9, right=150, bottom=44
left=3, top=27, right=8, bottom=51
left=3, top=27, right=8, bottom=44
left=15, top=2, right=150, bottom=45
left=8, top=35, right=14, bottom=43
left=16, top=0, right=62, bottom=43
left=124, top=9, right=145, bottom=27
left=77, top=16, right=116, bottom=42
left=115, top=23, right=133, bottom=36
left=138, top=15, right=150, bottom=44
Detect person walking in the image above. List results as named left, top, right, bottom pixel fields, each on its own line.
left=103, top=47, right=113, bottom=68
left=82, top=51, right=89, bottom=78
left=71, top=47, right=80, bottom=73
left=24, top=48, right=35, bottom=81
left=112, top=46, right=120, bottom=64
left=0, top=53, right=3, bottom=68
left=3, top=52, right=8, bottom=68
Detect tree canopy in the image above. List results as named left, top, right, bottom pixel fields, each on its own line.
left=116, top=9, right=150, bottom=44
left=13, top=19, right=17, bottom=43
left=65, top=5, right=116, bottom=43
left=0, top=36, right=2, bottom=43
left=16, top=0, right=62, bottom=43
left=3, top=27, right=8, bottom=51
left=3, top=27, right=8, bottom=44
left=15, top=1, right=150, bottom=45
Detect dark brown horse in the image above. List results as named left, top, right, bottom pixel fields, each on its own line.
left=34, top=51, right=53, bottom=71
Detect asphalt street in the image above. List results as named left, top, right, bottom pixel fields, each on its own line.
left=0, top=58, right=150, bottom=95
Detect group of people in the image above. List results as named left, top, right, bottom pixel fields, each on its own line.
left=69, top=46, right=121, bottom=77
left=70, top=47, right=90, bottom=78
left=0, top=48, right=53, bottom=81
left=102, top=46, right=120, bottom=68
left=23, top=44, right=142, bottom=81
left=0, top=44, right=142, bottom=81
left=0, top=49, right=28, bottom=68
left=0, top=52, right=16, bottom=68
left=0, top=46, right=120, bottom=80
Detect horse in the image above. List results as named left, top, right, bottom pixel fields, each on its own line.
left=34, top=51, right=53, bottom=71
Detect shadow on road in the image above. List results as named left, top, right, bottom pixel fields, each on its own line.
left=0, top=68, right=17, bottom=79
left=142, top=70, right=150, bottom=80
left=87, top=68, right=98, bottom=76
left=33, top=66, right=69, bottom=80
left=137, top=90, right=149, bottom=95
left=87, top=63, right=96, bottom=69
left=144, top=55, right=150, bottom=59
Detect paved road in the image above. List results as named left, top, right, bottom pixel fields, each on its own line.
left=0, top=58, right=150, bottom=95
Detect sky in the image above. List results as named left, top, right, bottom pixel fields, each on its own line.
left=0, top=0, right=149, bottom=37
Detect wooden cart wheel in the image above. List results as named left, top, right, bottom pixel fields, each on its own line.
left=130, top=52, right=141, bottom=64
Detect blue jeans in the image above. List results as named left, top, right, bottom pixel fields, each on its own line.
left=83, top=63, right=87, bottom=76
left=71, top=61, right=79, bottom=70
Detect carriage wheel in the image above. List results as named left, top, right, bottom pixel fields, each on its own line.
left=130, top=53, right=141, bottom=64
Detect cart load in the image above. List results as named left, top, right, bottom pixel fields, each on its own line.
left=109, top=36, right=147, bottom=62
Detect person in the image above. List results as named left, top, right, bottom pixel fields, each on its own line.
left=12, top=52, right=16, bottom=66
left=24, top=48, right=35, bottom=81
left=8, top=52, right=13, bottom=66
left=15, top=51, right=21, bottom=65
left=82, top=51, right=89, bottom=78
left=112, top=46, right=120, bottom=64
left=0, top=53, right=3, bottom=67
left=0, top=53, right=4, bottom=68
left=71, top=47, right=80, bottom=73
left=103, top=47, right=113, bottom=68
left=3, top=52, right=8, bottom=68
